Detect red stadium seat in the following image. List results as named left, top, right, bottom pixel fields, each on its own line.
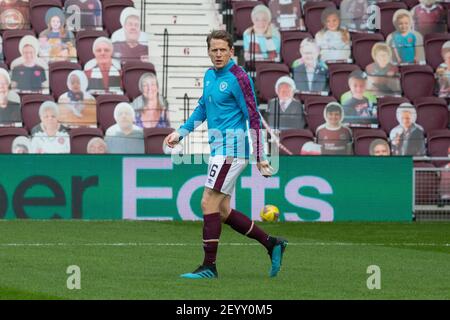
left=21, top=94, right=55, bottom=132
left=121, top=61, right=156, bottom=100
left=30, top=0, right=63, bottom=35
left=102, top=0, right=135, bottom=35
left=255, top=63, right=290, bottom=103
left=279, top=129, right=314, bottom=155
left=413, top=97, right=449, bottom=136
left=2, top=30, right=36, bottom=67
left=303, top=1, right=336, bottom=36
left=427, top=129, right=450, bottom=158
left=144, top=127, right=175, bottom=154
left=351, top=32, right=385, bottom=70
left=69, top=127, right=104, bottom=154
left=328, top=63, right=360, bottom=100
left=303, top=95, right=336, bottom=133
left=400, top=65, right=435, bottom=102
left=404, top=0, right=419, bottom=9
left=280, top=31, right=312, bottom=68
left=377, top=96, right=410, bottom=135
left=231, top=1, right=263, bottom=38
left=353, top=128, right=388, bottom=156
left=0, top=127, right=29, bottom=154
left=49, top=61, right=82, bottom=100
left=424, top=33, right=450, bottom=71
left=377, top=2, right=408, bottom=38
left=75, top=30, right=109, bottom=67
left=96, top=94, right=130, bottom=132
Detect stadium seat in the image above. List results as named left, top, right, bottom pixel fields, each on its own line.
left=30, top=0, right=63, bottom=35
left=303, top=95, right=337, bottom=134
left=328, top=63, right=360, bottom=100
left=231, top=1, right=263, bottom=38
left=351, top=32, right=385, bottom=70
left=69, top=127, right=104, bottom=154
left=414, top=161, right=439, bottom=206
left=280, top=31, right=313, bottom=68
left=302, top=1, right=336, bottom=36
left=413, top=97, right=449, bottom=136
left=377, top=2, right=408, bottom=38
left=255, top=63, right=290, bottom=103
left=400, top=65, right=435, bottom=102
left=330, top=0, right=341, bottom=7
left=424, top=33, right=450, bottom=71
left=427, top=129, right=450, bottom=167
left=0, top=127, right=29, bottom=154
left=353, top=129, right=388, bottom=156
left=49, top=61, right=82, bottom=100
left=144, top=127, right=175, bottom=154
left=121, top=61, right=157, bottom=100
left=96, top=94, right=130, bottom=132
left=377, top=96, right=410, bottom=135
left=2, top=30, right=36, bottom=67
left=427, top=129, right=450, bottom=157
left=404, top=0, right=419, bottom=9
left=279, top=129, right=314, bottom=155
left=75, top=30, right=110, bottom=67
left=21, top=94, right=55, bottom=132
left=102, top=0, right=135, bottom=35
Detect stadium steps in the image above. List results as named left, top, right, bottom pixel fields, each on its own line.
left=144, top=0, right=225, bottom=154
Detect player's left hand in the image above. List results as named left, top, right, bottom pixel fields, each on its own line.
left=257, top=160, right=274, bottom=178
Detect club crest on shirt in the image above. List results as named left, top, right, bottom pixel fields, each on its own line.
left=219, top=81, right=228, bottom=92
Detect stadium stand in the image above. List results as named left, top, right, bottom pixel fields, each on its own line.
left=414, top=96, right=449, bottom=135
left=255, top=62, right=290, bottom=103
left=75, top=30, right=110, bottom=67
left=377, top=1, right=409, bottom=38
left=0, top=127, right=29, bottom=154
left=49, top=61, right=82, bottom=100
left=21, top=94, right=56, bottom=132
left=351, top=32, right=385, bottom=70
left=279, top=128, right=314, bottom=155
left=400, top=65, right=435, bottom=101
left=96, top=94, right=130, bottom=132
left=280, top=31, right=313, bottom=68
left=121, top=61, right=157, bottom=100
left=30, top=0, right=64, bottom=35
left=2, top=30, right=36, bottom=67
left=353, top=128, right=388, bottom=156
left=302, top=1, right=336, bottom=36
left=102, top=0, right=135, bottom=35
left=424, top=33, right=450, bottom=70
left=69, top=127, right=104, bottom=154
left=328, top=63, right=360, bottom=100
left=231, top=1, right=263, bottom=38
left=377, top=96, right=411, bottom=135
left=144, top=127, right=175, bottom=154
left=303, top=95, right=336, bottom=133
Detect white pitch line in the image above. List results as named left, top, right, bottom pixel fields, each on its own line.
left=0, top=242, right=449, bottom=247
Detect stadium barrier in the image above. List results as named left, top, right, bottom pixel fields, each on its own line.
left=413, top=158, right=450, bottom=221
left=0, top=155, right=412, bottom=221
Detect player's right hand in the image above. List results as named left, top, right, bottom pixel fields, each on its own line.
left=164, top=131, right=181, bottom=148
left=257, top=160, right=274, bottom=178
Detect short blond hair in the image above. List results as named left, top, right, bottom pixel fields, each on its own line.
left=393, top=9, right=412, bottom=29
left=371, top=42, right=392, bottom=61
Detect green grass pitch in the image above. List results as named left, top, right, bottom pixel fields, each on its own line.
left=0, top=221, right=449, bottom=300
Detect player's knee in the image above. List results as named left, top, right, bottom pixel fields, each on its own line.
left=219, top=203, right=230, bottom=220
left=200, top=197, right=209, bottom=213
